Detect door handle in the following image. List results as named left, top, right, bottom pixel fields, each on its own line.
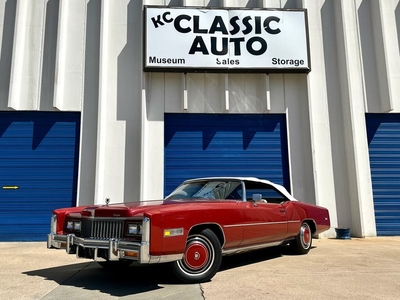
left=279, top=209, right=286, bottom=213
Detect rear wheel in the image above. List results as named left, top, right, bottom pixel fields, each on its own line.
left=291, top=222, right=312, bottom=255
left=171, top=229, right=222, bottom=283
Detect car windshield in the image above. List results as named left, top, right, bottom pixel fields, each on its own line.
left=166, top=180, right=243, bottom=200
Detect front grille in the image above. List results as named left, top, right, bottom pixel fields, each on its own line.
left=90, top=220, right=125, bottom=239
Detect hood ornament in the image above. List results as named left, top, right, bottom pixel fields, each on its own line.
left=105, top=198, right=110, bottom=206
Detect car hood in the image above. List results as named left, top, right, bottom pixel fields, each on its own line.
left=64, top=199, right=224, bottom=218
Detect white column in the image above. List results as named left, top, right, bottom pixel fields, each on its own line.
left=140, top=73, right=165, bottom=200
left=95, top=0, right=110, bottom=205
left=53, top=0, right=86, bottom=111
left=338, top=0, right=376, bottom=237
left=302, top=0, right=338, bottom=238
left=184, top=0, right=207, bottom=6
left=372, top=0, right=400, bottom=111
left=8, top=0, right=46, bottom=110
left=0, top=0, right=14, bottom=110
left=95, top=0, right=144, bottom=204
left=141, top=0, right=167, bottom=200
left=263, top=0, right=281, bottom=7
left=75, top=0, right=102, bottom=206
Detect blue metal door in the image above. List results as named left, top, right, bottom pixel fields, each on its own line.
left=366, top=114, right=400, bottom=236
left=164, top=113, right=290, bottom=196
left=0, top=112, right=80, bottom=241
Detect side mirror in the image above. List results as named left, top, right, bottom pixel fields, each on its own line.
left=252, top=194, right=262, bottom=201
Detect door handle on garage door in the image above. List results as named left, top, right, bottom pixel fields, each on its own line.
left=2, top=186, right=19, bottom=190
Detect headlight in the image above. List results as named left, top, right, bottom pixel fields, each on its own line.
left=66, top=221, right=74, bottom=230
left=66, top=220, right=81, bottom=232
left=127, top=223, right=142, bottom=235
left=73, top=221, right=81, bottom=231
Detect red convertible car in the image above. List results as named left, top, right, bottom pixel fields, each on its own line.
left=47, top=177, right=330, bottom=283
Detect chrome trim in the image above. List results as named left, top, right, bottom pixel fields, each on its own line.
left=224, top=221, right=288, bottom=228
left=140, top=217, right=150, bottom=263
left=91, top=219, right=124, bottom=239
left=303, top=218, right=318, bottom=233
left=47, top=217, right=183, bottom=265
left=108, top=238, right=118, bottom=260
left=94, top=247, right=100, bottom=261
left=77, top=215, right=144, bottom=221
left=222, top=240, right=283, bottom=255
left=188, top=222, right=227, bottom=248
left=240, top=180, right=246, bottom=201
left=66, top=234, right=74, bottom=253
left=47, top=215, right=59, bottom=249
left=50, top=214, right=57, bottom=233
left=158, top=253, right=183, bottom=263
left=86, top=216, right=143, bottom=221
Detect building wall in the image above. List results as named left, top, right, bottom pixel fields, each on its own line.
left=1, top=0, right=399, bottom=238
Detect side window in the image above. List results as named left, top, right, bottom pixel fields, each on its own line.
left=245, top=181, right=287, bottom=203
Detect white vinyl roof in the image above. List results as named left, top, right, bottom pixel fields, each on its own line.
left=184, top=177, right=297, bottom=201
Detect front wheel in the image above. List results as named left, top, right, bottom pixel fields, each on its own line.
left=171, top=229, right=222, bottom=283
left=291, top=222, right=312, bottom=255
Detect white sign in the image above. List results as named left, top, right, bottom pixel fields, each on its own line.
left=144, top=7, right=310, bottom=73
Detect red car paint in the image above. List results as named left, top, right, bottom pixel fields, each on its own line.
left=48, top=177, right=330, bottom=283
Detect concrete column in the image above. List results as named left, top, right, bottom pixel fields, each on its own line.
left=337, top=0, right=376, bottom=237
left=76, top=0, right=102, bottom=206
left=372, top=0, right=400, bottom=111
left=94, top=0, right=110, bottom=205
left=95, top=0, right=144, bottom=204
left=302, top=0, right=338, bottom=238
left=8, top=0, right=46, bottom=110
left=0, top=0, right=16, bottom=110
left=184, top=0, right=206, bottom=6
left=263, top=0, right=281, bottom=7
left=140, top=73, right=165, bottom=200
left=140, top=0, right=165, bottom=200
left=53, top=0, right=86, bottom=111
left=95, top=0, right=136, bottom=204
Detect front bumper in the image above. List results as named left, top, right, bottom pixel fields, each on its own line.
left=47, top=216, right=182, bottom=264
left=47, top=233, right=153, bottom=263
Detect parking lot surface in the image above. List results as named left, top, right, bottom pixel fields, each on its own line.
left=1, top=237, right=399, bottom=299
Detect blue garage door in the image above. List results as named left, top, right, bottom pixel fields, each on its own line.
left=0, top=112, right=80, bottom=241
left=164, top=113, right=290, bottom=196
left=366, top=114, right=400, bottom=236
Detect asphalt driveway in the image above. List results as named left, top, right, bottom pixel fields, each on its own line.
left=1, top=237, right=399, bottom=299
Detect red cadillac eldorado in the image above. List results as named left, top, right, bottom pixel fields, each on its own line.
left=47, top=177, right=330, bottom=283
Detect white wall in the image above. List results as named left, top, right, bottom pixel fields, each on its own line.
left=1, top=0, right=400, bottom=237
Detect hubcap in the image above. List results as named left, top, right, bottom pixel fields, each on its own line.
left=300, top=224, right=311, bottom=248
left=184, top=240, right=209, bottom=270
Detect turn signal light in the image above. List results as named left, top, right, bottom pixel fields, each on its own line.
left=164, top=228, right=184, bottom=237
left=124, top=251, right=139, bottom=258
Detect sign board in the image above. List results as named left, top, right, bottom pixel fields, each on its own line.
left=144, top=6, right=310, bottom=73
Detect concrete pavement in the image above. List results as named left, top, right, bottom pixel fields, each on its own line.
left=1, top=237, right=399, bottom=299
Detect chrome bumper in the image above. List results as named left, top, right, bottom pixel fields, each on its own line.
left=47, top=216, right=183, bottom=264
left=47, top=233, right=154, bottom=263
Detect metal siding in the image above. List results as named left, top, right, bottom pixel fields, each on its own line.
left=164, top=113, right=290, bottom=196
left=0, top=112, right=80, bottom=241
left=366, top=114, right=400, bottom=236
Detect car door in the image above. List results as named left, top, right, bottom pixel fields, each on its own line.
left=239, top=181, right=288, bottom=246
